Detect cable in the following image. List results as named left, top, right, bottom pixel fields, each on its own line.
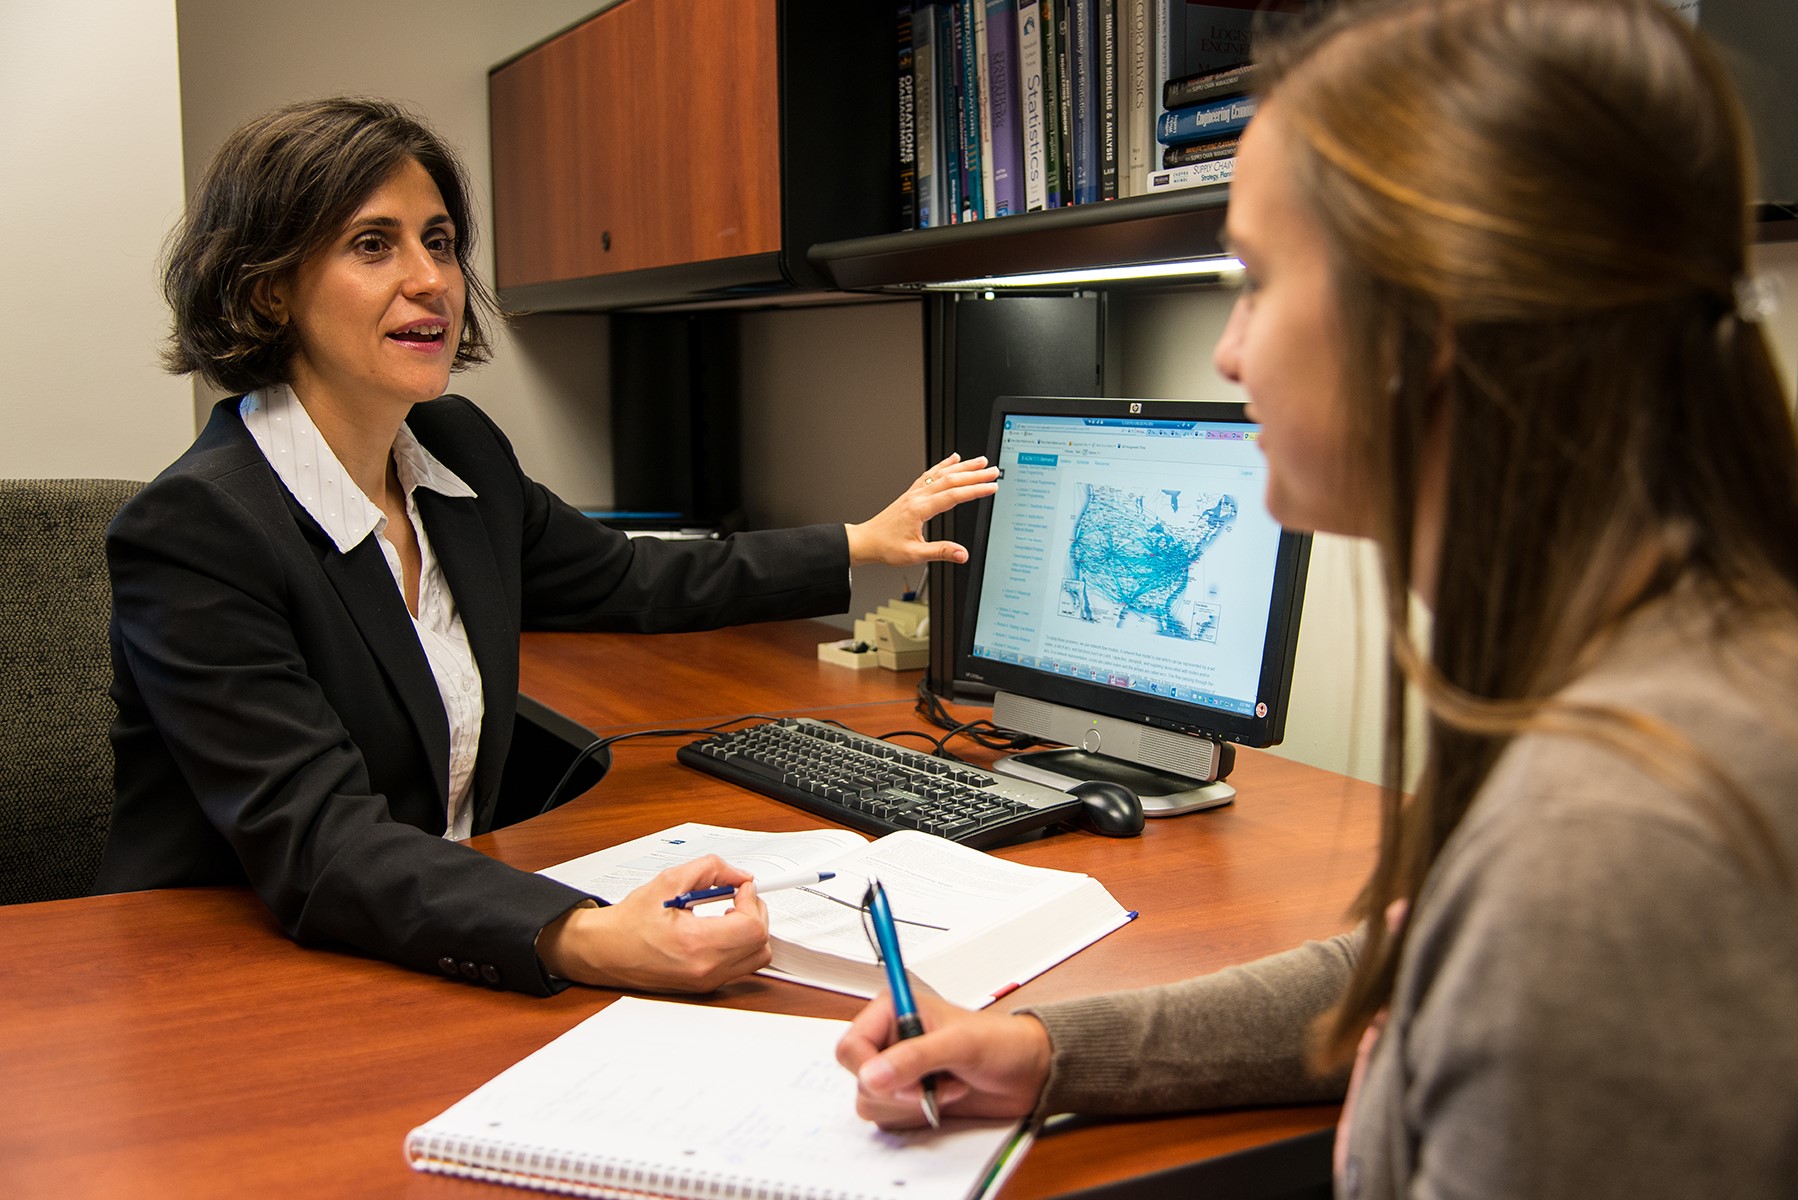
left=911, top=678, right=1048, bottom=754
left=538, top=712, right=789, bottom=816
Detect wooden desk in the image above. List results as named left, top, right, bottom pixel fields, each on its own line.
left=1, top=620, right=1377, bottom=1199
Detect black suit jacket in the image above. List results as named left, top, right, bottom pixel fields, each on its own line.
left=94, top=396, right=849, bottom=994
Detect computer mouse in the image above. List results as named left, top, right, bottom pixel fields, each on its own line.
left=1068, top=780, right=1146, bottom=837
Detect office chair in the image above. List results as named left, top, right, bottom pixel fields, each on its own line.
left=0, top=478, right=142, bottom=905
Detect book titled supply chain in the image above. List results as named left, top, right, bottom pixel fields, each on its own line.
left=1156, top=93, right=1256, bottom=144
left=1147, top=155, right=1235, bottom=192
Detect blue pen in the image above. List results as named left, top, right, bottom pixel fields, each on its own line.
left=865, top=878, right=942, bottom=1128
left=663, top=869, right=835, bottom=909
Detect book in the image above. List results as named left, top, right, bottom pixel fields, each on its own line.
left=1162, top=1, right=1306, bottom=77
left=958, top=0, right=985, bottom=220
left=940, top=1, right=966, bottom=222
left=1162, top=131, right=1238, bottom=167
left=973, top=0, right=997, bottom=217
left=1156, top=93, right=1256, bottom=144
left=542, top=822, right=1136, bottom=1010
left=1050, top=0, right=1075, bottom=205
left=914, top=2, right=941, bottom=227
left=406, top=997, right=1034, bottom=1200
left=1037, top=0, right=1067, bottom=207
left=1147, top=155, right=1235, bottom=192
left=1098, top=0, right=1118, bottom=201
left=984, top=0, right=1024, bottom=216
left=1068, top=0, right=1098, bottom=204
left=1121, top=0, right=1153, bottom=197
left=1164, top=61, right=1254, bottom=109
left=898, top=3, right=919, bottom=230
left=1017, top=0, right=1050, bottom=212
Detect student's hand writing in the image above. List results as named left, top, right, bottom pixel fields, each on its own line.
left=844, top=453, right=1000, bottom=566
left=536, top=855, right=771, bottom=992
left=836, top=990, right=1052, bottom=1129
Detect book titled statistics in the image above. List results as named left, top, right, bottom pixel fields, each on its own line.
left=542, top=822, right=1136, bottom=1009
left=405, top=998, right=1033, bottom=1200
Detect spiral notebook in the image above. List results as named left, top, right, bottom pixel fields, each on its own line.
left=405, top=998, right=1032, bottom=1200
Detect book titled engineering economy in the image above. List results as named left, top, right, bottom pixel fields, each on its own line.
left=541, top=822, right=1136, bottom=1009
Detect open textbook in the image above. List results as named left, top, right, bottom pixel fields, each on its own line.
left=406, top=997, right=1033, bottom=1200
left=541, top=823, right=1135, bottom=1009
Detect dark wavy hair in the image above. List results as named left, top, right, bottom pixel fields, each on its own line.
left=161, top=96, right=500, bottom=394
left=1252, top=0, right=1798, bottom=1062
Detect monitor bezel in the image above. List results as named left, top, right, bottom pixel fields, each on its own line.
left=955, top=396, right=1311, bottom=749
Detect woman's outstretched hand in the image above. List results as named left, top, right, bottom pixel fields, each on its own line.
left=836, top=990, right=1053, bottom=1129
left=844, top=453, right=1000, bottom=566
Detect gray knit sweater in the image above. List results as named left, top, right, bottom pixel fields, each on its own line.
left=1028, top=591, right=1798, bottom=1199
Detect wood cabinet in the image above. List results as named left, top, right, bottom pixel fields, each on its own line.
left=490, top=0, right=782, bottom=292
left=489, top=0, right=896, bottom=312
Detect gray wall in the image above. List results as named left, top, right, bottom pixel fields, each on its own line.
left=0, top=1, right=193, bottom=479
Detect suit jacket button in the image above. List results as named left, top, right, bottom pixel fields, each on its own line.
left=437, top=956, right=459, bottom=976
left=481, top=964, right=501, bottom=985
left=459, top=960, right=480, bottom=980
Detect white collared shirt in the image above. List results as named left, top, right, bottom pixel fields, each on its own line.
left=242, top=384, right=485, bottom=840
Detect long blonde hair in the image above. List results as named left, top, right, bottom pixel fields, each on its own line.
left=1256, top=0, right=1798, bottom=1060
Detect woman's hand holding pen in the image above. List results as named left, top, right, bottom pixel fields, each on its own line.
left=536, top=855, right=772, bottom=992
left=836, top=991, right=1053, bottom=1130
left=844, top=453, right=1000, bottom=567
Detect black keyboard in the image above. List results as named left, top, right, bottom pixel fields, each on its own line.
left=677, top=717, right=1083, bottom=849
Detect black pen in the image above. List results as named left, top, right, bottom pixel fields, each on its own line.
left=865, top=878, right=941, bottom=1128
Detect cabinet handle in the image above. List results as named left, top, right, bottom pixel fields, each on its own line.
left=601, top=231, right=612, bottom=251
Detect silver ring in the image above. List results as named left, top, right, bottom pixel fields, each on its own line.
left=923, top=476, right=935, bottom=484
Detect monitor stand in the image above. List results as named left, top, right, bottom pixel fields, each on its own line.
left=990, top=747, right=1236, bottom=816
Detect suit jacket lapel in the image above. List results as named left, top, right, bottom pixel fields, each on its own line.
left=415, top=490, right=517, bottom=832
left=313, top=531, right=453, bottom=825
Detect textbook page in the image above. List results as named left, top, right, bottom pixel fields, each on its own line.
left=539, top=822, right=868, bottom=901
left=542, top=825, right=1134, bottom=1009
left=758, top=830, right=1134, bottom=1009
left=405, top=997, right=1028, bottom=1200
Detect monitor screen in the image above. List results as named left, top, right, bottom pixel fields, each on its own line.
left=958, top=397, right=1310, bottom=750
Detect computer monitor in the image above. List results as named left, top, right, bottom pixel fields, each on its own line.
left=957, top=397, right=1311, bottom=814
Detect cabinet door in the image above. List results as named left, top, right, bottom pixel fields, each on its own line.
left=490, top=0, right=782, bottom=290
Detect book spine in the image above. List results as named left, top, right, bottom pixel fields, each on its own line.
left=1017, top=0, right=1049, bottom=212
left=914, top=2, right=938, bottom=227
left=984, top=0, right=1023, bottom=216
left=1069, top=0, right=1097, bottom=204
left=1155, top=0, right=1173, bottom=167
left=1037, top=0, right=1065, bottom=207
left=1098, top=0, right=1117, bottom=201
left=1123, top=0, right=1151, bottom=197
left=958, top=0, right=985, bottom=221
left=1052, top=0, right=1074, bottom=205
left=1146, top=155, right=1236, bottom=193
left=1163, top=61, right=1254, bottom=109
left=974, top=0, right=996, bottom=217
left=897, top=2, right=918, bottom=230
left=940, top=1, right=964, bottom=222
left=1162, top=132, right=1238, bottom=168
left=1155, top=94, right=1256, bottom=145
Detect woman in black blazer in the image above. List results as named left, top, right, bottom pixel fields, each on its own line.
left=93, top=97, right=996, bottom=997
